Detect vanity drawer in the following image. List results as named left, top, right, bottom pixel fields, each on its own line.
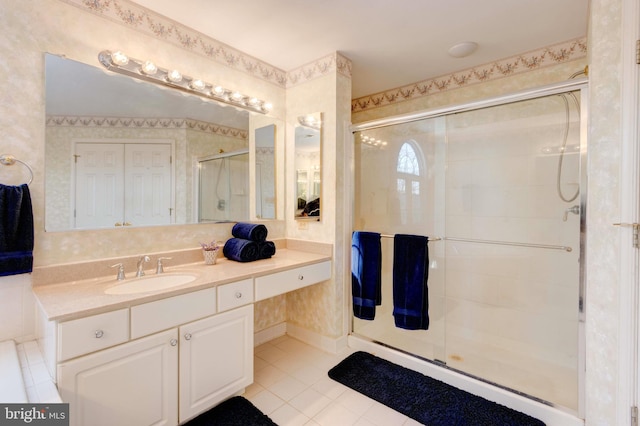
left=58, top=308, right=129, bottom=362
left=255, top=260, right=332, bottom=301
left=131, top=287, right=217, bottom=339
left=217, top=279, right=253, bottom=312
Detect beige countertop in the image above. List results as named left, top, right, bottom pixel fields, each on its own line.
left=33, top=246, right=331, bottom=322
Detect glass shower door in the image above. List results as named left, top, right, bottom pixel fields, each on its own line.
left=352, top=89, right=584, bottom=412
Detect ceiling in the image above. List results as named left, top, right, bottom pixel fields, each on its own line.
left=128, top=0, right=589, bottom=99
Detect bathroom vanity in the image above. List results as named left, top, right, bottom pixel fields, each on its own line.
left=32, top=244, right=331, bottom=426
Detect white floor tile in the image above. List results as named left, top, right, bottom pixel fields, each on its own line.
left=269, top=376, right=308, bottom=401
left=289, top=388, right=332, bottom=418
left=249, top=336, right=423, bottom=426
left=248, top=389, right=285, bottom=415
left=270, top=403, right=310, bottom=426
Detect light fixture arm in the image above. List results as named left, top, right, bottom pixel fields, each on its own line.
left=98, top=50, right=272, bottom=114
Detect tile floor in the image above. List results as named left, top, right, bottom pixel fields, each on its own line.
left=246, top=335, right=423, bottom=426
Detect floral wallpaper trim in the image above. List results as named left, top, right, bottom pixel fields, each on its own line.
left=351, top=37, right=587, bottom=113
left=60, top=0, right=349, bottom=89
left=286, top=52, right=353, bottom=88
left=46, top=115, right=248, bottom=140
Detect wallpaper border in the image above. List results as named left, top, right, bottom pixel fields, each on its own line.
left=351, top=37, right=587, bottom=112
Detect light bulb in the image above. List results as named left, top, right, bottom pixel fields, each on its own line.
left=166, top=69, right=182, bottom=83
left=140, top=61, right=157, bottom=75
left=190, top=79, right=206, bottom=91
left=263, top=102, right=273, bottom=111
left=231, top=92, right=244, bottom=101
left=111, top=51, right=129, bottom=66
left=248, top=97, right=259, bottom=105
left=213, top=86, right=225, bottom=95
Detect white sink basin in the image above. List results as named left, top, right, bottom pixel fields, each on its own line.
left=105, top=273, right=198, bottom=295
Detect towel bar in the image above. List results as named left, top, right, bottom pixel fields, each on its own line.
left=0, top=154, right=33, bottom=185
left=379, top=234, right=572, bottom=252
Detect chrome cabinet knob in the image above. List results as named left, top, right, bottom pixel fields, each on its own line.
left=184, top=333, right=192, bottom=341
left=95, top=330, right=104, bottom=339
left=298, top=275, right=304, bottom=280
left=170, top=339, right=178, bottom=346
left=235, top=292, right=243, bottom=299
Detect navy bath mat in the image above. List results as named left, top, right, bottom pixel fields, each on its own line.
left=328, top=351, right=545, bottom=426
left=183, top=396, right=277, bottom=426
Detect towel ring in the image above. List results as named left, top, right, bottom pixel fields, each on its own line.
left=0, top=154, right=34, bottom=185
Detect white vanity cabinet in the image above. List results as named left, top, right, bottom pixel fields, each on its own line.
left=179, top=304, right=253, bottom=423
left=35, top=253, right=332, bottom=426
left=57, top=328, right=179, bottom=426
left=54, top=283, right=254, bottom=426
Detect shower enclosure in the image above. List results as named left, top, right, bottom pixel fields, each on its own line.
left=351, top=81, right=586, bottom=415
left=198, top=149, right=249, bottom=222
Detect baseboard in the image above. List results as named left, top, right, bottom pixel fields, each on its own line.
left=255, top=322, right=349, bottom=354
left=285, top=323, right=348, bottom=354
left=254, top=323, right=287, bottom=346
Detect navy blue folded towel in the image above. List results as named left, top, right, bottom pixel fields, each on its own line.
left=0, top=184, right=34, bottom=276
left=351, top=231, right=382, bottom=320
left=223, top=238, right=259, bottom=262
left=232, top=222, right=268, bottom=242
left=393, top=234, right=429, bottom=330
left=257, top=241, right=276, bottom=259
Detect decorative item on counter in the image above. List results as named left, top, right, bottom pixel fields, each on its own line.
left=201, top=241, right=221, bottom=265
left=224, top=222, right=277, bottom=262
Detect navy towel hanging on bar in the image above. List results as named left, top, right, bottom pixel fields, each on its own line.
left=393, top=234, right=429, bottom=330
left=351, top=231, right=382, bottom=320
left=0, top=183, right=34, bottom=276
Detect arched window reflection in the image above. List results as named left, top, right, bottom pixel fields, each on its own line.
left=396, top=141, right=422, bottom=224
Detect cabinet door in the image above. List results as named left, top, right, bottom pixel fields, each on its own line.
left=179, top=304, right=253, bottom=423
left=58, top=329, right=178, bottom=426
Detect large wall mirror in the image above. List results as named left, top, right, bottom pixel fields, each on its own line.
left=294, top=113, right=321, bottom=220
left=45, top=53, right=280, bottom=231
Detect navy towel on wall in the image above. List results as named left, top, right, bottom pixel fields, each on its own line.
left=351, top=231, right=382, bottom=320
left=0, top=184, right=34, bottom=276
left=393, top=234, right=429, bottom=330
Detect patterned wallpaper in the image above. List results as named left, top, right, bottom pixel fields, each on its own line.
left=46, top=115, right=248, bottom=140
left=351, top=37, right=587, bottom=112
left=59, top=0, right=351, bottom=90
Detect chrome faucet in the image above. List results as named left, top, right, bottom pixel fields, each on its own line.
left=156, top=257, right=172, bottom=274
left=110, top=263, right=126, bottom=281
left=136, top=255, right=151, bottom=277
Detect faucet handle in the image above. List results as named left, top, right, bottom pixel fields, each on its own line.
left=156, top=257, right=172, bottom=274
left=110, top=263, right=125, bottom=281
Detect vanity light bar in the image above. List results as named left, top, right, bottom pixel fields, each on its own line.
left=98, top=50, right=273, bottom=114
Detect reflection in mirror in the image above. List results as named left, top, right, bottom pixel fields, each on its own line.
left=255, top=125, right=276, bottom=219
left=44, top=53, right=276, bottom=231
left=294, top=113, right=322, bottom=220
left=198, top=150, right=249, bottom=222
